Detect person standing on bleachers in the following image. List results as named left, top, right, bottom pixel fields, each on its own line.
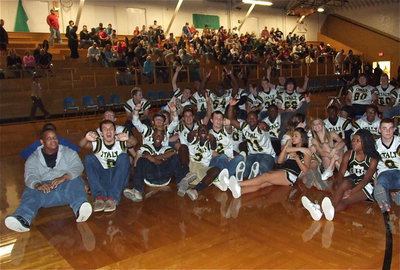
left=30, top=74, right=50, bottom=120
left=46, top=9, right=62, bottom=46
left=0, top=19, right=8, bottom=54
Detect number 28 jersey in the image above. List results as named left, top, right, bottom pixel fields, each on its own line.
left=376, top=135, right=400, bottom=175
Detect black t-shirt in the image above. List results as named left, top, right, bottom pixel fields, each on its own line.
left=42, top=149, right=57, bottom=168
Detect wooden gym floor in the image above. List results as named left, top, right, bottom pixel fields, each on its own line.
left=0, top=115, right=399, bottom=269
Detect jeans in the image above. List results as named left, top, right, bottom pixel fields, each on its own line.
left=12, top=177, right=88, bottom=224
left=133, top=154, right=187, bottom=193
left=49, top=27, right=62, bottom=46
left=85, top=153, right=130, bottom=203
left=376, top=170, right=400, bottom=206
left=382, top=106, right=400, bottom=119
left=210, top=154, right=244, bottom=176
left=244, top=153, right=275, bottom=178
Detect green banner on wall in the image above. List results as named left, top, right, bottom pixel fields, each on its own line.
left=192, top=14, right=220, bottom=30
left=14, top=0, right=30, bottom=32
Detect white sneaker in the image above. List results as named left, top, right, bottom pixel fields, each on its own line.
left=228, top=175, right=241, bottom=199
left=76, top=202, right=93, bottom=222
left=5, top=216, right=30, bottom=232
left=321, top=170, right=333, bottom=181
left=301, top=196, right=323, bottom=221
left=235, top=161, right=246, bottom=182
left=124, top=188, right=143, bottom=202
left=249, top=162, right=260, bottom=179
left=186, top=189, right=198, bottom=201
left=214, top=169, right=229, bottom=191
left=93, top=199, right=105, bottom=212
left=321, top=197, right=335, bottom=221
left=104, top=199, right=117, bottom=212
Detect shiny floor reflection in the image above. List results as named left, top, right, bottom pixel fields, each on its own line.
left=0, top=119, right=399, bottom=269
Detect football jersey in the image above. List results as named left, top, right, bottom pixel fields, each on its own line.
left=263, top=114, right=281, bottom=139
left=209, top=127, right=234, bottom=158
left=239, top=122, right=276, bottom=156
left=346, top=150, right=374, bottom=184
left=257, top=88, right=278, bottom=112
left=210, top=89, right=231, bottom=113
left=176, top=121, right=200, bottom=145
left=165, top=88, right=192, bottom=112
left=187, top=137, right=214, bottom=166
left=247, top=93, right=261, bottom=109
left=348, top=84, right=376, bottom=105
left=190, top=90, right=210, bottom=112
left=352, top=117, right=381, bottom=136
left=93, top=138, right=127, bottom=169
left=391, top=88, right=400, bottom=106
left=376, top=84, right=395, bottom=106
left=276, top=92, right=304, bottom=110
left=275, top=84, right=285, bottom=95
left=324, top=117, right=352, bottom=138
left=232, top=119, right=244, bottom=153
left=237, top=88, right=248, bottom=111
left=124, top=98, right=151, bottom=117
left=133, top=115, right=178, bottom=148
left=376, top=136, right=400, bottom=175
left=140, top=143, right=174, bottom=156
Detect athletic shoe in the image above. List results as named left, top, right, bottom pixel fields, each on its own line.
left=391, top=191, right=400, bottom=206
left=321, top=170, right=333, bottom=181
left=374, top=184, right=390, bottom=212
left=228, top=175, right=241, bottom=199
left=178, top=172, right=198, bottom=197
left=301, top=196, right=323, bottom=221
left=214, top=169, right=229, bottom=191
left=104, top=199, right=117, bottom=212
left=124, top=188, right=143, bottom=202
left=239, top=151, right=247, bottom=163
left=321, top=197, right=335, bottom=221
left=93, top=199, right=105, bottom=212
left=186, top=189, right=198, bottom=201
left=249, top=162, right=259, bottom=179
left=76, top=202, right=93, bottom=222
left=235, top=161, right=246, bottom=182
left=5, top=216, right=30, bottom=232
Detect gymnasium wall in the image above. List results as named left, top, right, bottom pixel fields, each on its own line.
left=321, top=14, right=400, bottom=77
left=0, top=0, right=326, bottom=41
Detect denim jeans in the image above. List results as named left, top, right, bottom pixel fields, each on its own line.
left=85, top=153, right=130, bottom=203
left=382, top=106, right=400, bottom=119
left=244, top=153, right=275, bottom=178
left=133, top=154, right=187, bottom=193
left=12, top=176, right=88, bottom=224
left=49, top=28, right=62, bottom=46
left=210, top=154, right=244, bottom=176
left=376, top=169, right=400, bottom=206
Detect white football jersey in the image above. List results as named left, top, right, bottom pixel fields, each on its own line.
left=190, top=90, right=210, bottom=112
left=93, top=138, right=127, bottom=169
left=232, top=119, right=245, bottom=153
left=324, top=117, right=352, bottom=138
left=348, top=84, right=376, bottom=105
left=209, top=127, right=234, bottom=158
left=376, top=136, right=400, bottom=175
left=276, top=92, right=304, bottom=110
left=187, top=137, right=214, bottom=166
left=376, top=84, right=395, bottom=106
left=263, top=114, right=281, bottom=139
left=140, top=143, right=174, bottom=156
left=124, top=98, right=151, bottom=117
left=239, top=122, right=276, bottom=156
left=210, top=89, right=231, bottom=113
left=257, top=88, right=278, bottom=112
left=391, top=88, right=400, bottom=106
left=176, top=121, right=200, bottom=145
left=352, top=117, right=381, bottom=136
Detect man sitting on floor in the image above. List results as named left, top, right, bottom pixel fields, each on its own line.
left=80, top=120, right=137, bottom=212
left=5, top=126, right=92, bottom=232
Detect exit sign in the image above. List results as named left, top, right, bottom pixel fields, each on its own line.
left=379, top=52, right=384, bottom=56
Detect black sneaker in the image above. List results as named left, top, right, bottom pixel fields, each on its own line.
left=5, top=216, right=30, bottom=232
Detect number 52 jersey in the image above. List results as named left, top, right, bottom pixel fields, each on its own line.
left=376, top=135, right=400, bottom=175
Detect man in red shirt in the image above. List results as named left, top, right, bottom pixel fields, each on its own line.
left=46, top=9, right=62, bottom=46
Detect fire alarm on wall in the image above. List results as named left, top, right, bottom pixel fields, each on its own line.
left=379, top=52, right=384, bottom=56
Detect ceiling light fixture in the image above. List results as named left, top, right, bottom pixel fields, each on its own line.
left=242, top=0, right=273, bottom=6
left=317, top=7, right=324, bottom=12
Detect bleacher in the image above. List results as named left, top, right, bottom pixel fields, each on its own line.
left=0, top=32, right=352, bottom=122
